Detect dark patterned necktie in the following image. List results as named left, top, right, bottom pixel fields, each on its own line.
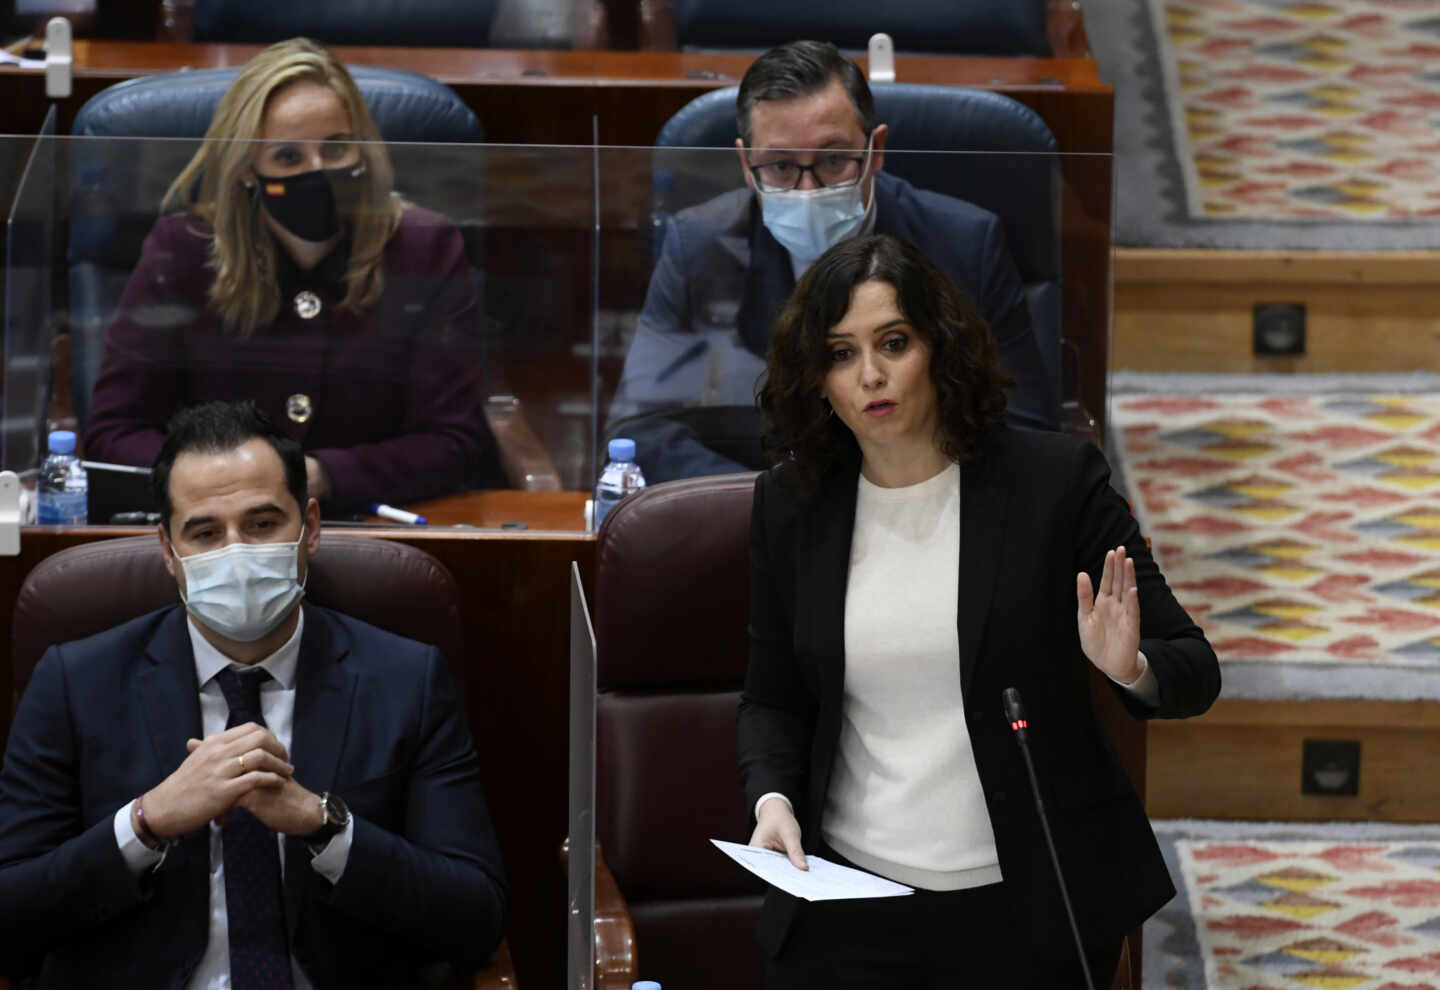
left=215, top=667, right=294, bottom=990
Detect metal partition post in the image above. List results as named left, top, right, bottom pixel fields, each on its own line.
left=568, top=561, right=597, bottom=990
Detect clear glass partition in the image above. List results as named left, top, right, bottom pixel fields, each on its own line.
left=2, top=140, right=1112, bottom=530
left=3, top=108, right=58, bottom=477
left=5, top=135, right=600, bottom=529
left=594, top=147, right=1115, bottom=484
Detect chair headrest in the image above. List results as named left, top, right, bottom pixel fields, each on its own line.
left=594, top=473, right=757, bottom=688
left=66, top=67, right=482, bottom=269
left=12, top=535, right=463, bottom=704
left=71, top=66, right=483, bottom=143
left=671, top=0, right=1050, bottom=55
left=658, top=84, right=1055, bottom=156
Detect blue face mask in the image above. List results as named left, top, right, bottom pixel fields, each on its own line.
left=757, top=144, right=875, bottom=263
left=174, top=523, right=308, bottom=642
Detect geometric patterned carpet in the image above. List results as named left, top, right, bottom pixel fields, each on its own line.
left=1165, top=825, right=1440, bottom=990
left=1152, top=0, right=1440, bottom=221
left=1111, top=390, right=1440, bottom=673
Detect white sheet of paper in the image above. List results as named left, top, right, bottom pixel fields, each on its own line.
left=0, top=51, right=47, bottom=69
left=711, top=839, right=915, bottom=901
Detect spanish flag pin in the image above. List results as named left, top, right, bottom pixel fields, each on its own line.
left=265, top=182, right=285, bottom=196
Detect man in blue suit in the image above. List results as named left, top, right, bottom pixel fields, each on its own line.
left=0, top=401, right=507, bottom=988
left=609, top=40, right=1060, bottom=482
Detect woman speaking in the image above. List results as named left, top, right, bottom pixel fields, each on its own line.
left=740, top=234, right=1219, bottom=987
left=85, top=38, right=493, bottom=511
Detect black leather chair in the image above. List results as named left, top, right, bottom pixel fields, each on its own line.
left=651, top=83, right=1066, bottom=402
left=664, top=0, right=1050, bottom=54
left=591, top=472, right=763, bottom=990
left=188, top=0, right=587, bottom=49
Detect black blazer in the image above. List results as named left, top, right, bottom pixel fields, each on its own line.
left=738, top=428, right=1220, bottom=955
left=0, top=604, right=508, bottom=988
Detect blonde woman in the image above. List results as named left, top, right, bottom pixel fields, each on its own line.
left=86, top=38, right=493, bottom=510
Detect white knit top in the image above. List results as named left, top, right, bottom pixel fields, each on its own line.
left=820, top=463, right=1004, bottom=891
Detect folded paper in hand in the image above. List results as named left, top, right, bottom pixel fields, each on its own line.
left=711, top=839, right=914, bottom=901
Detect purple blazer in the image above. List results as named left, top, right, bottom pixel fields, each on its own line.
left=85, top=206, right=492, bottom=510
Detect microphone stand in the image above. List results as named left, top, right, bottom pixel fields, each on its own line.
left=1003, top=687, right=1097, bottom=990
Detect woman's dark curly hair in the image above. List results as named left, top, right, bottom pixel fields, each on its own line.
left=758, top=234, right=1012, bottom=494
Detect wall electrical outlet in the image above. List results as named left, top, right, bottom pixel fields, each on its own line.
left=1301, top=739, right=1360, bottom=796
left=1254, top=303, right=1306, bottom=356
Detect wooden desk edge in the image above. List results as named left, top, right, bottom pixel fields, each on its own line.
left=19, top=42, right=1109, bottom=93
left=22, top=523, right=593, bottom=541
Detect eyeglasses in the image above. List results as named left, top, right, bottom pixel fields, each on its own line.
left=747, top=140, right=872, bottom=192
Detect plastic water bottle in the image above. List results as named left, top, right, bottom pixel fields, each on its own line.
left=36, top=430, right=88, bottom=525
left=594, top=437, right=645, bottom=530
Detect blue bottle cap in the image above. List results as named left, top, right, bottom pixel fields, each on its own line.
left=608, top=437, right=636, bottom=462
left=631, top=983, right=662, bottom=990
left=47, top=430, right=77, bottom=455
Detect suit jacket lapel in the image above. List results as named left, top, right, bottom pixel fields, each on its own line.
left=958, top=439, right=1011, bottom=698
left=290, top=606, right=356, bottom=802
left=738, top=196, right=795, bottom=359
left=284, top=607, right=356, bottom=934
left=138, top=607, right=204, bottom=771
left=801, top=466, right=859, bottom=706
left=137, top=607, right=210, bottom=956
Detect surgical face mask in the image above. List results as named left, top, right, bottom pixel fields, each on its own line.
left=173, top=525, right=308, bottom=642
left=757, top=147, right=874, bottom=263
left=255, top=162, right=367, bottom=243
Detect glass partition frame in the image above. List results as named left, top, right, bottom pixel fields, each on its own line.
left=3, top=138, right=1115, bottom=531
left=3, top=107, right=59, bottom=476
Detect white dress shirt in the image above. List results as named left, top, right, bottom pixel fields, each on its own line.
left=111, top=607, right=355, bottom=990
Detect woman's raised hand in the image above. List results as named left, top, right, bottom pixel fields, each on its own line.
left=1076, top=546, right=1143, bottom=684
left=749, top=796, right=808, bottom=871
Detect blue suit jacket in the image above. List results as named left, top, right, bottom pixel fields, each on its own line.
left=610, top=173, right=1060, bottom=482
left=0, top=604, right=508, bottom=988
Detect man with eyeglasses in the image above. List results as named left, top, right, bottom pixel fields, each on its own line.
left=608, top=39, right=1060, bottom=483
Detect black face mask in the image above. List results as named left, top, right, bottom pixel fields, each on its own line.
left=254, top=161, right=367, bottom=243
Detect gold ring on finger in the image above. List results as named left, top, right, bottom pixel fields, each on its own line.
left=237, top=754, right=247, bottom=773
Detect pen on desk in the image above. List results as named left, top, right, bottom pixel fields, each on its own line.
left=370, top=503, right=428, bottom=525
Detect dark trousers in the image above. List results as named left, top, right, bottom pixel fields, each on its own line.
left=764, top=853, right=1122, bottom=989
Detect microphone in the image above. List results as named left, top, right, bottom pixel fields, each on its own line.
left=1002, top=687, right=1097, bottom=990
left=1002, top=686, right=1028, bottom=739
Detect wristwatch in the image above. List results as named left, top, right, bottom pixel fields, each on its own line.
left=304, top=791, right=350, bottom=853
